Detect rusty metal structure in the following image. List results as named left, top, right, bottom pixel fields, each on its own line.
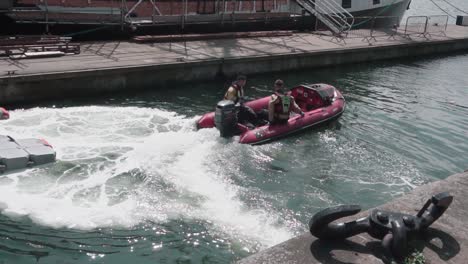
left=3, top=0, right=356, bottom=36
left=0, top=35, right=80, bottom=59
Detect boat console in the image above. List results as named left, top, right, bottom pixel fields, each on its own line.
left=290, top=84, right=336, bottom=111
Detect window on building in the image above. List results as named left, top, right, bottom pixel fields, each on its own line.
left=342, top=0, right=352, bottom=9
left=373, top=0, right=381, bottom=5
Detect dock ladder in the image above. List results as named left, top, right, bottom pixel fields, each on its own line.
left=296, top=0, right=355, bottom=38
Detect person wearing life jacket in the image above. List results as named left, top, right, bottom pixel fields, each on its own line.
left=223, top=75, right=258, bottom=128
left=224, top=75, right=246, bottom=104
left=268, top=79, right=304, bottom=125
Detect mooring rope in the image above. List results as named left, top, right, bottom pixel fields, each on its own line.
left=428, top=0, right=457, bottom=18
left=440, top=0, right=468, bottom=15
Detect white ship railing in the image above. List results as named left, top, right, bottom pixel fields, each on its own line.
left=295, top=0, right=354, bottom=36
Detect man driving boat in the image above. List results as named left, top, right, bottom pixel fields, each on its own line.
left=268, top=79, right=304, bottom=125
left=224, top=75, right=258, bottom=128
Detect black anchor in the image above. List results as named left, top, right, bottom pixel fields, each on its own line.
left=309, top=192, right=453, bottom=259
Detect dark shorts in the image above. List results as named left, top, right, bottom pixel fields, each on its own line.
left=238, top=105, right=257, bottom=124
left=271, top=119, right=289, bottom=125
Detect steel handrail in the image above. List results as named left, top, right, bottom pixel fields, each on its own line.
left=428, top=15, right=449, bottom=31
left=315, top=0, right=354, bottom=31
left=404, top=15, right=429, bottom=36
left=317, top=0, right=354, bottom=27
left=317, top=0, right=350, bottom=20
left=308, top=0, right=343, bottom=31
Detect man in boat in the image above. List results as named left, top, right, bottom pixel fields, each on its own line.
left=224, top=75, right=258, bottom=128
left=268, top=79, right=304, bottom=125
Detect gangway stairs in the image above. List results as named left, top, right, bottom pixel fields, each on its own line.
left=296, top=0, right=354, bottom=37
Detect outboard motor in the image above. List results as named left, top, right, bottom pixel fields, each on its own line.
left=214, top=100, right=238, bottom=137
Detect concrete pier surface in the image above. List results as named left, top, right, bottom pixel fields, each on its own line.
left=238, top=171, right=468, bottom=264
left=1, top=25, right=468, bottom=104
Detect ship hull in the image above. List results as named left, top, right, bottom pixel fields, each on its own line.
left=1, top=0, right=411, bottom=38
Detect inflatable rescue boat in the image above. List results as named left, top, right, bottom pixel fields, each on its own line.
left=197, top=84, right=345, bottom=145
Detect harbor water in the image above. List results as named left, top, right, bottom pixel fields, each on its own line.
left=1, top=0, right=468, bottom=263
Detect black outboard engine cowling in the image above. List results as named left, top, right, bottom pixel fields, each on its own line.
left=215, top=100, right=238, bottom=137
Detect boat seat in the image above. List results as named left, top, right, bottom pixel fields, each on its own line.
left=296, top=101, right=307, bottom=111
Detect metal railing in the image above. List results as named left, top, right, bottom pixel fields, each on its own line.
left=403, top=15, right=449, bottom=39
left=346, top=16, right=399, bottom=43
left=426, top=15, right=449, bottom=37
left=404, top=16, right=429, bottom=38
left=296, top=0, right=354, bottom=36
left=315, top=0, right=354, bottom=32
left=0, top=35, right=80, bottom=59
left=344, top=14, right=449, bottom=43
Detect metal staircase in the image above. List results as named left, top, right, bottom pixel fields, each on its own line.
left=296, top=0, right=354, bottom=36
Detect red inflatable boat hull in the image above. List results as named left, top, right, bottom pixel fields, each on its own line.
left=0, top=107, right=9, bottom=120
left=197, top=84, right=345, bottom=145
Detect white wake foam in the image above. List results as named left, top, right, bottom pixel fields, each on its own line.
left=0, top=106, right=294, bottom=248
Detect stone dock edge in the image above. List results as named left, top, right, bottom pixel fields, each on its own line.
left=1, top=35, right=468, bottom=104
left=238, top=171, right=468, bottom=264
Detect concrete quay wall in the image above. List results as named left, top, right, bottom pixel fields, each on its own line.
left=1, top=28, right=468, bottom=104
